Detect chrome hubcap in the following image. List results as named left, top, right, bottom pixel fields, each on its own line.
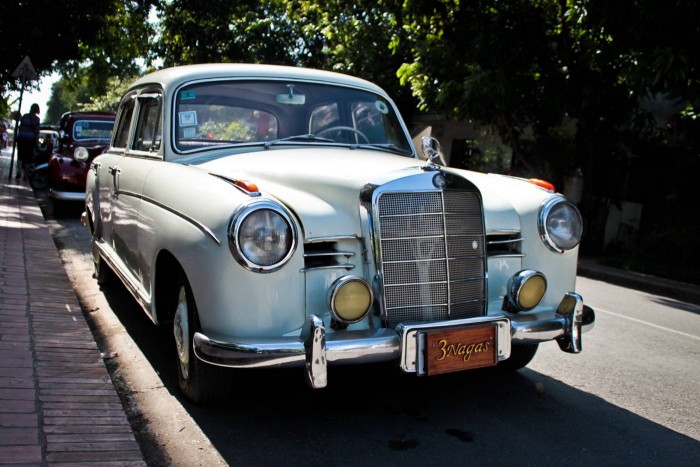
left=173, top=286, right=190, bottom=380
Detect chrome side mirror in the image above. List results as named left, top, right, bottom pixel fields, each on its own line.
left=421, top=135, right=444, bottom=169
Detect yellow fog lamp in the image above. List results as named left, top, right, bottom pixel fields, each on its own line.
left=506, top=270, right=547, bottom=312
left=329, top=276, right=373, bottom=324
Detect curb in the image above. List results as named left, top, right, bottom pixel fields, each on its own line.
left=577, top=257, right=700, bottom=306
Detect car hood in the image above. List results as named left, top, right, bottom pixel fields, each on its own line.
left=199, top=147, right=523, bottom=238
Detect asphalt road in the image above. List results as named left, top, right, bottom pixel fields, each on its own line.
left=39, top=195, right=700, bottom=466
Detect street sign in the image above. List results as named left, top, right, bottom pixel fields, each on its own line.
left=12, top=56, right=39, bottom=82
left=7, top=56, right=39, bottom=180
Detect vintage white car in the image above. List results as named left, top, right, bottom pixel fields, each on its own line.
left=84, top=64, right=595, bottom=402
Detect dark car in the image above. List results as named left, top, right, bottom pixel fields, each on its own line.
left=49, top=111, right=115, bottom=211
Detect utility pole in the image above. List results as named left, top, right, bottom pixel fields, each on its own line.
left=9, top=56, right=39, bottom=180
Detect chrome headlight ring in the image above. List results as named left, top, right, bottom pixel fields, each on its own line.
left=538, top=197, right=583, bottom=253
left=228, top=200, right=297, bottom=273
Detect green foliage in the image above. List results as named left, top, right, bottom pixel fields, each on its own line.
left=80, top=75, right=141, bottom=113
left=156, top=0, right=295, bottom=66
left=198, top=120, right=257, bottom=142
left=1, top=1, right=157, bottom=119
left=155, top=0, right=417, bottom=116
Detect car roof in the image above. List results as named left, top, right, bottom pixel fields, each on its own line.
left=129, top=63, right=388, bottom=96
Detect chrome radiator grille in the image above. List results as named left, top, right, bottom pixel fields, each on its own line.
left=377, top=191, right=486, bottom=327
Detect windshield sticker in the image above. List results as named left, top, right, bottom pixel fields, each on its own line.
left=183, top=127, right=196, bottom=139
left=180, top=90, right=196, bottom=100
left=179, top=111, right=198, bottom=126
left=375, top=101, right=389, bottom=114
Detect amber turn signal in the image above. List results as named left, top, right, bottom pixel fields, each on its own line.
left=529, top=178, right=555, bottom=192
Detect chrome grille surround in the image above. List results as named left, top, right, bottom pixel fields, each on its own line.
left=375, top=189, right=487, bottom=328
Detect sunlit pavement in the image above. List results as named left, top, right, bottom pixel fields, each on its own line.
left=0, top=147, right=145, bottom=465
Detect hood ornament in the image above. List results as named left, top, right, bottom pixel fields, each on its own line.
left=421, top=136, right=444, bottom=171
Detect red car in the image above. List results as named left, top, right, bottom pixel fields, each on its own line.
left=49, top=111, right=115, bottom=210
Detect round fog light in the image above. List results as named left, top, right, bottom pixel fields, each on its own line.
left=329, top=276, right=373, bottom=324
left=507, top=270, right=547, bottom=311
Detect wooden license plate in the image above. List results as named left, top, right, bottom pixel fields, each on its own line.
left=424, top=325, right=497, bottom=376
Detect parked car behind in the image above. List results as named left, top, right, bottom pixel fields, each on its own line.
left=49, top=111, right=115, bottom=213
left=84, top=64, right=595, bottom=402
left=26, top=128, right=60, bottom=190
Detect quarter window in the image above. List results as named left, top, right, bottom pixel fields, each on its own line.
left=113, top=97, right=135, bottom=149
left=134, top=96, right=162, bottom=152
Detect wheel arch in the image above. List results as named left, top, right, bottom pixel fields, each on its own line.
left=154, top=249, right=187, bottom=326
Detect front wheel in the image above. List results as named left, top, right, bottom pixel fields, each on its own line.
left=173, top=274, right=225, bottom=403
left=28, top=167, right=48, bottom=190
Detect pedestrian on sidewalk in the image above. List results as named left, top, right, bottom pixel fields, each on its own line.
left=1, top=122, right=9, bottom=148
left=16, top=103, right=41, bottom=179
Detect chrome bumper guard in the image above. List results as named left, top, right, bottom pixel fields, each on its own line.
left=193, top=292, right=595, bottom=389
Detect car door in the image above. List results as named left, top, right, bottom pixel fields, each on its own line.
left=94, top=94, right=135, bottom=250
left=111, top=90, right=163, bottom=286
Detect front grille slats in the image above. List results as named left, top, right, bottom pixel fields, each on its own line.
left=377, top=190, right=486, bottom=327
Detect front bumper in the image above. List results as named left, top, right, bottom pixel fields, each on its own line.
left=49, top=188, right=86, bottom=201
left=49, top=156, right=88, bottom=201
left=193, top=292, right=595, bottom=388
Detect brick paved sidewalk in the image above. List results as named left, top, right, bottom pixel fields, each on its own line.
left=0, top=148, right=145, bottom=465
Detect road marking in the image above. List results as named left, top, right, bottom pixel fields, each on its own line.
left=595, top=307, right=700, bottom=342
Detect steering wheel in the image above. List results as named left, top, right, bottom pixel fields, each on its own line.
left=316, top=126, right=370, bottom=144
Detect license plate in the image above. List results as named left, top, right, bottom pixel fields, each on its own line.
left=423, top=325, right=497, bottom=376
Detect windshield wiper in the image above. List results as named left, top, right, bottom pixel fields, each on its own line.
left=264, top=134, right=333, bottom=149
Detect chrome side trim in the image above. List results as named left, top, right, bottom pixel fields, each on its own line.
left=118, top=189, right=221, bottom=245
left=304, top=251, right=355, bottom=257
left=306, top=235, right=359, bottom=243
left=93, top=239, right=154, bottom=322
left=487, top=238, right=524, bottom=245
left=486, top=229, right=520, bottom=236
left=300, top=264, right=355, bottom=272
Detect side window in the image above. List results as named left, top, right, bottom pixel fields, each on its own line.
left=134, top=96, right=162, bottom=152
left=113, top=98, right=135, bottom=148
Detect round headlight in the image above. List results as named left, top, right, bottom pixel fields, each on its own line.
left=538, top=197, right=583, bottom=253
left=74, top=146, right=89, bottom=162
left=329, top=276, right=373, bottom=324
left=229, top=201, right=296, bottom=272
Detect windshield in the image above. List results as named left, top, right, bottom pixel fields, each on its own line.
left=73, top=120, right=114, bottom=141
left=174, top=80, right=412, bottom=155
